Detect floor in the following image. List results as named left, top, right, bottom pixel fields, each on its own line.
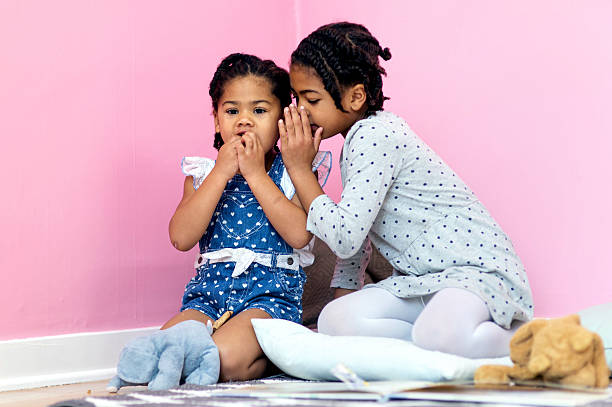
left=3, top=381, right=612, bottom=407
left=0, top=380, right=145, bottom=407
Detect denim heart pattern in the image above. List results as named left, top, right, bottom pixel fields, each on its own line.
left=217, top=192, right=265, bottom=238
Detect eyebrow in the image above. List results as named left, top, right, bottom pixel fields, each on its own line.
left=291, top=88, right=321, bottom=96
left=222, top=100, right=272, bottom=106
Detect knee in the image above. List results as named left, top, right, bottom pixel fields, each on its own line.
left=217, top=344, right=251, bottom=381
left=412, top=318, right=463, bottom=355
left=316, top=301, right=340, bottom=335
left=317, top=299, right=360, bottom=336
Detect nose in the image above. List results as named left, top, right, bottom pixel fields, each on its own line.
left=237, top=112, right=253, bottom=127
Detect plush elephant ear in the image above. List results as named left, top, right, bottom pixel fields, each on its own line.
left=117, top=336, right=159, bottom=384
left=510, top=319, right=547, bottom=364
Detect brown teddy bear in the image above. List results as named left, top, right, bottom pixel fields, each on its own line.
left=474, top=314, right=610, bottom=388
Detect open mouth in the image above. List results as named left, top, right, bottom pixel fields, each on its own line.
left=310, top=124, right=320, bottom=135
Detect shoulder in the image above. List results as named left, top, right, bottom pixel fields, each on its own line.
left=344, top=112, right=416, bottom=160
left=346, top=111, right=413, bottom=144
left=181, top=156, right=215, bottom=190
left=181, top=156, right=215, bottom=177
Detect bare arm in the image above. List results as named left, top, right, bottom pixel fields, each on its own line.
left=168, top=141, right=240, bottom=251
left=246, top=171, right=313, bottom=249
left=237, top=133, right=313, bottom=249
left=278, top=163, right=323, bottom=217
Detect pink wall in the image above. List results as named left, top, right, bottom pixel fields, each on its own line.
left=0, top=0, right=296, bottom=340
left=1, top=1, right=610, bottom=340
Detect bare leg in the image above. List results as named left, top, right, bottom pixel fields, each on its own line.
left=161, top=309, right=213, bottom=330
left=212, top=308, right=272, bottom=382
left=317, top=287, right=427, bottom=339
left=412, top=288, right=521, bottom=358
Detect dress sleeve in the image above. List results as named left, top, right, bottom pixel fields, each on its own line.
left=330, top=236, right=371, bottom=290
left=280, top=151, right=332, bottom=200
left=181, top=157, right=215, bottom=190
left=306, top=122, right=404, bottom=259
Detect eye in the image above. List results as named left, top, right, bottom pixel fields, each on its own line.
left=226, top=108, right=238, bottom=115
left=254, top=107, right=267, bottom=114
left=307, top=99, right=320, bottom=105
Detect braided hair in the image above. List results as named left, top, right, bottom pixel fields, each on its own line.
left=209, top=53, right=291, bottom=150
left=291, top=22, right=391, bottom=116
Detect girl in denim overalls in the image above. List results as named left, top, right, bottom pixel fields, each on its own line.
left=165, top=54, right=329, bottom=382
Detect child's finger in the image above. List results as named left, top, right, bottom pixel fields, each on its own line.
left=250, top=133, right=261, bottom=152
left=278, top=119, right=287, bottom=144
left=299, top=106, right=312, bottom=137
left=283, top=107, right=295, bottom=138
left=228, top=137, right=242, bottom=150
left=313, top=127, right=323, bottom=151
left=289, top=105, right=303, bottom=139
left=252, top=132, right=262, bottom=150
left=278, top=120, right=289, bottom=153
left=243, top=133, right=254, bottom=152
left=234, top=140, right=245, bottom=156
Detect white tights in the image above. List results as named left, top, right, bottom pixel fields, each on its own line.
left=317, top=287, right=521, bottom=358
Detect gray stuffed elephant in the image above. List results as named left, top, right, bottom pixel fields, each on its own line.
left=107, top=320, right=220, bottom=392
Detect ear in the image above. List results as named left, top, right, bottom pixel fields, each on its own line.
left=509, top=319, right=547, bottom=364
left=213, top=111, right=220, bottom=133
left=117, top=337, right=159, bottom=383
left=345, top=84, right=367, bottom=112
left=511, top=319, right=547, bottom=347
left=562, top=314, right=581, bottom=326
left=570, top=329, right=593, bottom=353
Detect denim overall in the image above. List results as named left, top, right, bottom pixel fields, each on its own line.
left=181, top=154, right=306, bottom=323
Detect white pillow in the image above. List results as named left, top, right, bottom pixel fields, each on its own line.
left=252, top=319, right=511, bottom=382
left=578, top=302, right=612, bottom=371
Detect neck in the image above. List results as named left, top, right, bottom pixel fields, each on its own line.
left=341, top=110, right=369, bottom=138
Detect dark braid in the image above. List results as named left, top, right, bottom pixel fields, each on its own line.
left=209, top=53, right=291, bottom=150
left=291, top=22, right=391, bottom=116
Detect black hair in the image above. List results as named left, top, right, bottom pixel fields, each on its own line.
left=291, top=22, right=391, bottom=116
left=209, top=53, right=291, bottom=150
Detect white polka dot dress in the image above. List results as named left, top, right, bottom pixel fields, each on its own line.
left=306, top=111, right=533, bottom=328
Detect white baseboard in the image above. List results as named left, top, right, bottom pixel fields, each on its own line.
left=0, top=326, right=159, bottom=392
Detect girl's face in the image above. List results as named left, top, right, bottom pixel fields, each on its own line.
left=214, top=75, right=282, bottom=153
left=290, top=64, right=359, bottom=139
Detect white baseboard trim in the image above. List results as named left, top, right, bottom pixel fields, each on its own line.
left=0, top=326, right=160, bottom=392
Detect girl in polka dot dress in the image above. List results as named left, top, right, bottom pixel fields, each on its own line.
left=166, top=53, right=329, bottom=381
left=280, top=22, right=533, bottom=358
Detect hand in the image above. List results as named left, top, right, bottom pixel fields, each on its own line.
left=213, top=138, right=240, bottom=181
left=279, top=105, right=323, bottom=173
left=236, top=132, right=267, bottom=181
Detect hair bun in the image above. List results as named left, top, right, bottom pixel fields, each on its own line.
left=380, top=47, right=392, bottom=61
